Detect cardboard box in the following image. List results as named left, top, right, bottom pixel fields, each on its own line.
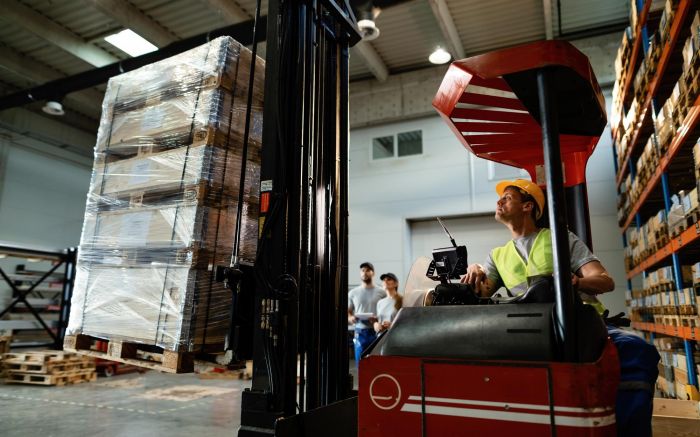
left=674, top=366, right=689, bottom=385
left=657, top=375, right=675, bottom=398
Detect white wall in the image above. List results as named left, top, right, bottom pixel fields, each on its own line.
left=0, top=140, right=91, bottom=249
left=348, top=93, right=627, bottom=315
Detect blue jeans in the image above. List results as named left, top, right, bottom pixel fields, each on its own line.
left=354, top=328, right=376, bottom=363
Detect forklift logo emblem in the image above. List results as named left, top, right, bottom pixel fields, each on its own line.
left=369, top=374, right=402, bottom=410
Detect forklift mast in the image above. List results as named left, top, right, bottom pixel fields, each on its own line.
left=238, top=1, right=361, bottom=436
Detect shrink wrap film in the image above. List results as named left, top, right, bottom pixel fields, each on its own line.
left=67, top=36, right=263, bottom=355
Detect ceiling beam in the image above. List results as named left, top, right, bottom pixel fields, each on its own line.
left=201, top=0, right=251, bottom=23
left=543, top=0, right=554, bottom=40
left=0, top=17, right=262, bottom=111
left=0, top=0, right=119, bottom=67
left=0, top=46, right=103, bottom=113
left=428, top=0, right=465, bottom=59
left=352, top=41, right=388, bottom=82
left=84, top=0, right=177, bottom=47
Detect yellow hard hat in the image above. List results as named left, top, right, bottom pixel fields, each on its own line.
left=495, top=179, right=545, bottom=219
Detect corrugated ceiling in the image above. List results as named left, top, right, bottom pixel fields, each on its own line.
left=0, top=0, right=628, bottom=126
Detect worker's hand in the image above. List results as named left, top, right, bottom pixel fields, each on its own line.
left=373, top=321, right=382, bottom=333
left=348, top=315, right=357, bottom=324
left=571, top=274, right=580, bottom=291
left=382, top=321, right=391, bottom=330
left=462, top=264, right=487, bottom=289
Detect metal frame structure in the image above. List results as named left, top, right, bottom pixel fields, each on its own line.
left=612, top=0, right=698, bottom=390
left=0, top=242, right=77, bottom=349
left=238, top=1, right=361, bottom=435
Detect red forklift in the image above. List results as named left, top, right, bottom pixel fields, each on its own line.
left=358, top=41, right=620, bottom=436
left=226, top=1, right=628, bottom=436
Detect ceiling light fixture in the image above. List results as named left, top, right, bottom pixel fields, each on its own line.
left=104, top=29, right=157, bottom=57
left=358, top=19, right=380, bottom=41
left=429, top=47, right=451, bottom=65
left=42, top=100, right=65, bottom=116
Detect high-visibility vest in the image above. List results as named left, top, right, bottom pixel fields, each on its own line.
left=491, top=228, right=606, bottom=314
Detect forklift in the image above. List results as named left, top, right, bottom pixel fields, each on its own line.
left=225, top=0, right=627, bottom=435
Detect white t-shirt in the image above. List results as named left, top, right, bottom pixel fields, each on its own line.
left=348, top=285, right=386, bottom=329
left=376, top=295, right=399, bottom=324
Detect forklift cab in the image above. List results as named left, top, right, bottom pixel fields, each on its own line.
left=358, top=40, right=620, bottom=436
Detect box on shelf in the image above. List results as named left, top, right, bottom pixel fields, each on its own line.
left=657, top=375, right=675, bottom=398
left=65, top=36, right=265, bottom=369
left=683, top=187, right=699, bottom=213
left=655, top=337, right=685, bottom=351
left=659, top=363, right=675, bottom=383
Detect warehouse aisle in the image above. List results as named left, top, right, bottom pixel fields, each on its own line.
left=0, top=371, right=249, bottom=437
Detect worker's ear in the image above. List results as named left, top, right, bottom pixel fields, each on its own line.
left=522, top=201, right=533, bottom=214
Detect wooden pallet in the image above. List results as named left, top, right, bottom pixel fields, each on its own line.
left=0, top=335, right=11, bottom=355
left=64, top=334, right=195, bottom=374
left=2, top=350, right=78, bottom=363
left=662, top=314, right=681, bottom=327
left=680, top=315, right=700, bottom=329
left=3, top=358, right=94, bottom=374
left=5, top=368, right=96, bottom=386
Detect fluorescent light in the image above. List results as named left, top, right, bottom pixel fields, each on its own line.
left=429, top=47, right=451, bottom=65
left=104, top=29, right=157, bottom=57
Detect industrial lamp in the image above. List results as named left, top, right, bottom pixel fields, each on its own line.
left=42, top=100, right=65, bottom=116
left=429, top=47, right=451, bottom=65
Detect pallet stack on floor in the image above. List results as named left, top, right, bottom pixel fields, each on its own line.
left=613, top=0, right=700, bottom=402
left=2, top=350, right=96, bottom=386
left=63, top=36, right=264, bottom=373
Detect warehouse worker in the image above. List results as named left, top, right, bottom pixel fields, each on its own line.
left=348, top=262, right=386, bottom=363
left=462, top=179, right=659, bottom=437
left=373, top=272, right=402, bottom=333
left=462, top=179, right=613, bottom=303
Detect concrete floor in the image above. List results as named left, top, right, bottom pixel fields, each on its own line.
left=0, top=371, right=250, bottom=437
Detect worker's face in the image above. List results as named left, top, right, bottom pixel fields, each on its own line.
left=383, top=278, right=398, bottom=292
left=495, top=187, right=533, bottom=223
left=360, top=267, right=374, bottom=283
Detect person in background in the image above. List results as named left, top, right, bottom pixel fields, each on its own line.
left=374, top=272, right=402, bottom=333
left=348, top=262, right=386, bottom=362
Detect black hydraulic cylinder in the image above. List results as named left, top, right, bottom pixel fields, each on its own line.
left=565, top=183, right=593, bottom=250
left=537, top=67, right=577, bottom=362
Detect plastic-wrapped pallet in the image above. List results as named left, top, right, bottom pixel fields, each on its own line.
left=65, top=36, right=264, bottom=372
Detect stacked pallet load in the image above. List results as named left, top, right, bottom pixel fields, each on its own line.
left=3, top=350, right=96, bottom=386
left=64, top=36, right=264, bottom=373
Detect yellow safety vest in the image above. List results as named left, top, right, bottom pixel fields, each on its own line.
left=491, top=228, right=606, bottom=314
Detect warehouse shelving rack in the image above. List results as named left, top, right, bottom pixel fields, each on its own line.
left=613, top=0, right=700, bottom=393
left=0, top=242, right=76, bottom=349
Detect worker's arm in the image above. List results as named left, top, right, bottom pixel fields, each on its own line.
left=461, top=264, right=499, bottom=297
left=348, top=309, right=357, bottom=324
left=573, top=261, right=614, bottom=294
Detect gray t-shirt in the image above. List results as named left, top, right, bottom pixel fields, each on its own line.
left=484, top=229, right=598, bottom=295
left=376, top=296, right=399, bottom=324
left=348, top=285, right=386, bottom=329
